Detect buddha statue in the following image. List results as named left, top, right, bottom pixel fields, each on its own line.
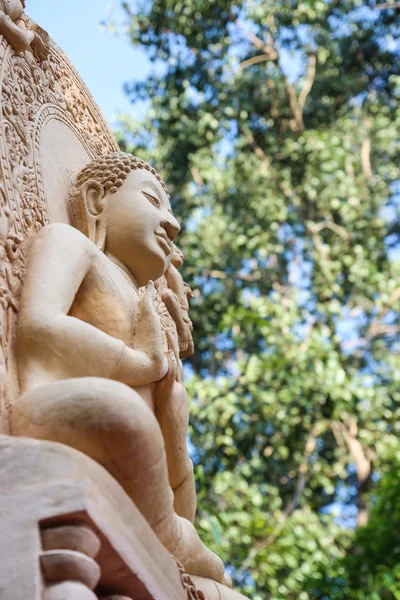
left=9, top=151, right=227, bottom=586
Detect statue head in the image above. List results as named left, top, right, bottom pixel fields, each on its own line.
left=70, top=152, right=180, bottom=287
left=171, top=245, right=185, bottom=269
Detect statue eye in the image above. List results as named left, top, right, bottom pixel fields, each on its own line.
left=143, top=191, right=161, bottom=209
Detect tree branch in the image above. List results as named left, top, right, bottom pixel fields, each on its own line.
left=235, top=18, right=305, bottom=131
left=298, top=54, right=317, bottom=115
left=367, top=287, right=400, bottom=338
left=267, top=77, right=280, bottom=119
left=235, top=18, right=275, bottom=54
left=309, top=220, right=350, bottom=241
left=190, top=166, right=204, bottom=187
left=239, top=54, right=274, bottom=71
left=361, top=120, right=372, bottom=180
left=241, top=124, right=271, bottom=167
left=331, top=420, right=373, bottom=526
left=374, top=2, right=400, bottom=9
left=195, top=268, right=262, bottom=282
left=283, top=76, right=303, bottom=131
left=240, top=124, right=296, bottom=201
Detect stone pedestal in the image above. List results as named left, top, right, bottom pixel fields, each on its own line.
left=0, top=436, right=186, bottom=600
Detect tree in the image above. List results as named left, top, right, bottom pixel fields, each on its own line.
left=309, top=459, right=400, bottom=599
left=110, top=1, right=400, bottom=597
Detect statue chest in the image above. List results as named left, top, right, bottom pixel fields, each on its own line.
left=69, top=262, right=139, bottom=347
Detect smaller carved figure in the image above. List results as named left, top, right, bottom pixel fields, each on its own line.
left=152, top=248, right=197, bottom=521
left=0, top=1, right=48, bottom=61
left=0, top=203, right=20, bottom=305
left=162, top=245, right=195, bottom=358
left=0, top=0, right=33, bottom=53
left=0, top=202, right=20, bottom=407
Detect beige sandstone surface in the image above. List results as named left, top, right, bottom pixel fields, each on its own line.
left=0, top=3, right=250, bottom=599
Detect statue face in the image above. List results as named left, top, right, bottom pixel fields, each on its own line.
left=105, top=169, right=180, bottom=287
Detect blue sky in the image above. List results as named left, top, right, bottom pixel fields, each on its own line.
left=26, top=2, right=303, bottom=131
left=28, top=1, right=150, bottom=126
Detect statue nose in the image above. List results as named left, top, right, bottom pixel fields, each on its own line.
left=163, top=215, right=181, bottom=241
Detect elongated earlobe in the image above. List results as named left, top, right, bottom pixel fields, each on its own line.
left=80, top=180, right=107, bottom=250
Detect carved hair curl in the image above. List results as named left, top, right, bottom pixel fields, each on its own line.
left=69, top=151, right=169, bottom=231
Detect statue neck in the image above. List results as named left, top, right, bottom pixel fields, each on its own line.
left=105, top=251, right=139, bottom=292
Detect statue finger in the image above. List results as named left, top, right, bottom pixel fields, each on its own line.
left=139, top=282, right=158, bottom=319
left=168, top=348, right=177, bottom=380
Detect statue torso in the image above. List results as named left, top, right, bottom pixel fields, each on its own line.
left=69, top=247, right=158, bottom=409
left=70, top=249, right=139, bottom=348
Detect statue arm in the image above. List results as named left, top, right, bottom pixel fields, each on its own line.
left=18, top=224, right=167, bottom=390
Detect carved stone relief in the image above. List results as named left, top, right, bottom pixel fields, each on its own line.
left=0, top=7, right=250, bottom=600
left=0, top=17, right=118, bottom=430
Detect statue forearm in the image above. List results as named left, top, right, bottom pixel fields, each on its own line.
left=19, top=314, right=167, bottom=390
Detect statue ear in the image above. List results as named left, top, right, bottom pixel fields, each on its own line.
left=80, top=180, right=107, bottom=250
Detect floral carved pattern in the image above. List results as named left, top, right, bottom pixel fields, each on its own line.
left=0, top=15, right=118, bottom=427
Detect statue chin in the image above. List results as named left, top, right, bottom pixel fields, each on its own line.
left=135, top=249, right=172, bottom=287
left=104, top=237, right=172, bottom=289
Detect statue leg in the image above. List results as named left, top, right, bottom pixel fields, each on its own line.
left=10, top=377, right=224, bottom=583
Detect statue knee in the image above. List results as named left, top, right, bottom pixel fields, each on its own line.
left=81, top=378, right=164, bottom=458
left=11, top=378, right=163, bottom=462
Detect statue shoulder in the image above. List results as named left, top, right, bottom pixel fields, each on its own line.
left=32, top=223, right=92, bottom=250
left=28, top=223, right=96, bottom=267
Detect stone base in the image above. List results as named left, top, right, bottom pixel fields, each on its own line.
left=0, top=435, right=187, bottom=600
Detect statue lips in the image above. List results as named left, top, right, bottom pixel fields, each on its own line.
left=155, top=230, right=172, bottom=256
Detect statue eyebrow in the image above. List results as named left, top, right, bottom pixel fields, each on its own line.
left=143, top=179, right=164, bottom=203
left=143, top=179, right=173, bottom=214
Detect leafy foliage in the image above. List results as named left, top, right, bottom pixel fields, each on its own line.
left=342, top=462, right=400, bottom=599
left=112, top=0, right=400, bottom=597
left=308, top=461, right=400, bottom=599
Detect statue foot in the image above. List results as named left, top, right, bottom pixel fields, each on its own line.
left=155, top=514, right=225, bottom=584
